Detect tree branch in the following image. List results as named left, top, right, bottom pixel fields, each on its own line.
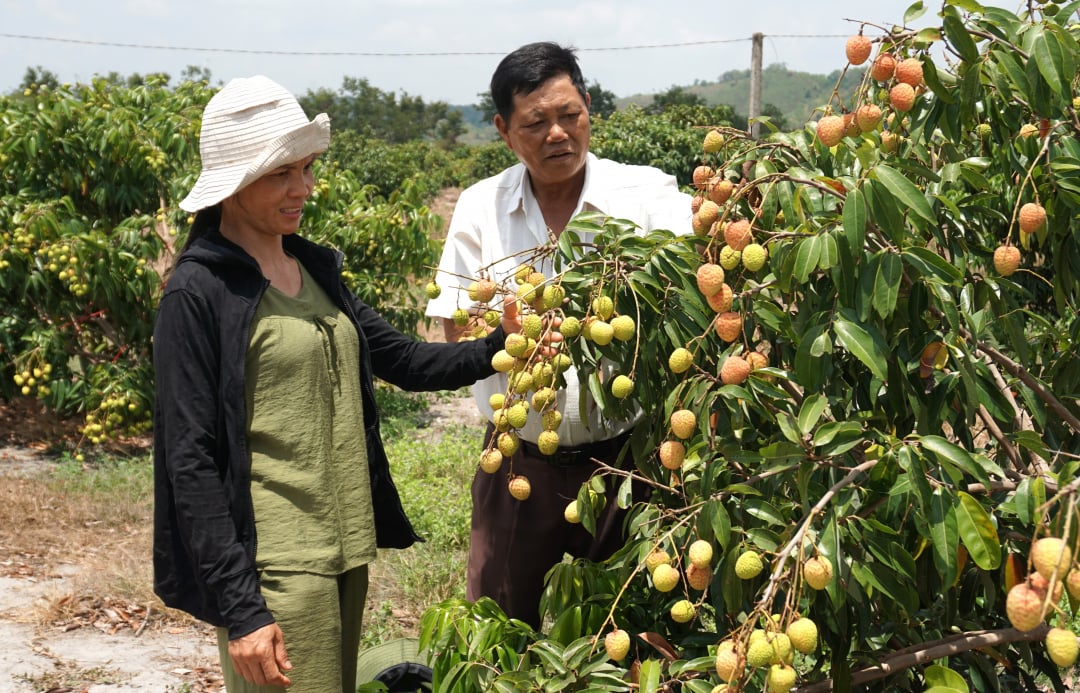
left=796, top=626, right=1050, bottom=692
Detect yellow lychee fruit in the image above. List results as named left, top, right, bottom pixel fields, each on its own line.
left=894, top=57, right=924, bottom=87
left=703, top=128, right=725, bottom=153
left=564, top=500, right=581, bottom=524
left=889, top=82, right=916, bottom=113
left=689, top=539, right=714, bottom=568
left=592, top=295, right=615, bottom=320
left=1066, top=565, right=1080, bottom=601
left=479, top=449, right=503, bottom=474
left=497, top=431, right=520, bottom=457
left=721, top=355, right=752, bottom=385
left=491, top=350, right=516, bottom=373
left=803, top=557, right=834, bottom=590
left=816, top=115, right=846, bottom=147
left=424, top=281, right=441, bottom=299
left=610, top=314, right=636, bottom=341
left=696, top=263, right=726, bottom=297
left=488, top=393, right=506, bottom=410
left=537, top=429, right=560, bottom=455
left=746, top=351, right=769, bottom=371
left=1046, top=627, right=1079, bottom=667
left=697, top=200, right=721, bottom=228
left=871, top=52, right=897, bottom=81
left=714, top=311, right=742, bottom=342
left=735, top=550, right=764, bottom=579
left=1019, top=202, right=1047, bottom=233
left=993, top=245, right=1021, bottom=276
left=1032, top=537, right=1072, bottom=580
left=766, top=662, right=797, bottom=693
left=845, top=34, right=872, bottom=65
left=668, top=347, right=694, bottom=374
left=1019, top=123, right=1039, bottom=138
left=787, top=617, right=819, bottom=654
left=855, top=103, right=882, bottom=131
left=466, top=281, right=481, bottom=302
left=718, top=245, right=741, bottom=271
left=605, top=628, right=631, bottom=661
left=475, top=278, right=498, bottom=303
left=507, top=474, right=532, bottom=501
left=670, top=599, right=696, bottom=623
left=706, top=284, right=734, bottom=313
left=645, top=549, right=671, bottom=574
left=769, top=632, right=794, bottom=665
left=659, top=440, right=686, bottom=470
left=670, top=409, right=697, bottom=439
left=715, top=646, right=743, bottom=683
left=686, top=562, right=712, bottom=591
left=506, top=402, right=530, bottom=429
left=724, top=219, right=753, bottom=251
left=504, top=332, right=528, bottom=357
left=1006, top=581, right=1047, bottom=632
left=652, top=563, right=680, bottom=592
left=559, top=316, right=582, bottom=338
left=541, top=283, right=565, bottom=310
left=516, top=281, right=537, bottom=303
left=590, top=320, right=614, bottom=346
left=611, top=374, right=635, bottom=399
left=741, top=243, right=768, bottom=272
left=541, top=409, right=563, bottom=431
left=532, top=385, right=556, bottom=411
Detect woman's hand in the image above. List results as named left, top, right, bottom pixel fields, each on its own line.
left=228, top=622, right=293, bottom=687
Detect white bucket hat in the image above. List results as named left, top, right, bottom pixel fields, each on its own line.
left=179, top=75, right=330, bottom=212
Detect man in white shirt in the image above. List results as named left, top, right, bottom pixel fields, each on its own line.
left=425, top=41, right=691, bottom=628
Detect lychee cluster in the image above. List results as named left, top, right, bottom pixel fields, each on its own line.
left=1004, top=536, right=1080, bottom=668
left=713, top=611, right=820, bottom=692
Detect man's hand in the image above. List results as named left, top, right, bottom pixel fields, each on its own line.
left=228, top=622, right=293, bottom=687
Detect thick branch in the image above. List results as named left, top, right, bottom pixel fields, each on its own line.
left=976, top=340, right=1080, bottom=434
left=796, top=626, right=1050, bottom=692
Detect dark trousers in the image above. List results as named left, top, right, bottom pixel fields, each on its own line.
left=466, top=424, right=635, bottom=629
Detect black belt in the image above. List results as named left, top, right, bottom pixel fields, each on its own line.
left=519, top=430, right=632, bottom=468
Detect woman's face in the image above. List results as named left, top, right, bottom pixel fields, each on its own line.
left=221, top=154, right=318, bottom=238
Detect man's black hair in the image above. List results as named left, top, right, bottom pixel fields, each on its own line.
left=489, top=42, right=588, bottom=124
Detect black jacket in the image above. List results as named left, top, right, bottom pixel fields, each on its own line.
left=152, top=230, right=502, bottom=638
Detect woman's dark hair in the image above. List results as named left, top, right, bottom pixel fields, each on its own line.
left=182, top=205, right=221, bottom=253
left=489, top=42, right=588, bottom=125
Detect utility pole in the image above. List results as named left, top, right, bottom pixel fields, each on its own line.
left=749, top=32, right=763, bottom=140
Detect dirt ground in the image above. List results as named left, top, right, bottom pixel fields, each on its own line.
left=0, top=389, right=477, bottom=693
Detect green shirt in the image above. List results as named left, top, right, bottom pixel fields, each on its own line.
left=245, top=261, right=376, bottom=574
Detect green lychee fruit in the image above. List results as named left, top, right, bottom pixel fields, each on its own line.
left=558, top=316, right=582, bottom=339
left=670, top=599, right=696, bottom=623
left=491, top=350, right=516, bottom=373
left=741, top=243, right=768, bottom=272
left=424, top=281, right=441, bottom=299
left=735, top=550, right=764, bottom=579
left=652, top=563, right=680, bottom=592
left=746, top=638, right=774, bottom=668
left=592, top=295, right=615, bottom=320
left=688, top=539, right=713, bottom=568
left=703, top=128, right=725, bottom=153
left=610, top=314, right=636, bottom=341
left=611, top=374, right=634, bottom=399
left=590, top=320, right=614, bottom=346
left=537, top=429, right=560, bottom=455
left=452, top=308, right=470, bottom=326
left=522, top=313, right=544, bottom=340
left=787, top=617, right=819, bottom=654
left=718, top=245, right=741, bottom=271
left=564, top=500, right=581, bottom=524
left=668, top=347, right=693, bottom=374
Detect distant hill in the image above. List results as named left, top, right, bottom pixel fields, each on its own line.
left=452, top=63, right=864, bottom=140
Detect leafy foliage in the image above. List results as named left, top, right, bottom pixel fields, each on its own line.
left=420, top=2, right=1080, bottom=690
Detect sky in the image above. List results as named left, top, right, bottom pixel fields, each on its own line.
left=0, top=1, right=1019, bottom=107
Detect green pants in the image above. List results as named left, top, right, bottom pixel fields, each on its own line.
left=217, top=564, right=369, bottom=693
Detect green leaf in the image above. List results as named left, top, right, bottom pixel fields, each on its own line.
left=832, top=314, right=889, bottom=382
left=955, top=491, right=1001, bottom=571
left=942, top=7, right=979, bottom=63
left=920, top=435, right=991, bottom=488
left=1031, top=25, right=1067, bottom=96
left=872, top=251, right=902, bottom=320
left=797, top=393, right=829, bottom=436
left=925, top=663, right=969, bottom=692
left=842, top=186, right=867, bottom=252
left=873, top=164, right=937, bottom=226
left=902, top=247, right=964, bottom=283
left=793, top=234, right=822, bottom=284
left=637, top=659, right=662, bottom=693
left=929, top=488, right=959, bottom=588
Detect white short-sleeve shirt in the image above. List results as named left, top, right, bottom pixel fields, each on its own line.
left=425, top=153, right=692, bottom=446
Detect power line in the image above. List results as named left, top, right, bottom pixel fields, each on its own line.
left=0, top=32, right=847, bottom=57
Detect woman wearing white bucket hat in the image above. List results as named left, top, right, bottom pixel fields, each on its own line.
left=152, top=75, right=518, bottom=691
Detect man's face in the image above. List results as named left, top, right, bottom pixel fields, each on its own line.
left=495, top=74, right=591, bottom=190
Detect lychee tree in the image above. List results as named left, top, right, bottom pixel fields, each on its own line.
left=418, top=2, right=1080, bottom=691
